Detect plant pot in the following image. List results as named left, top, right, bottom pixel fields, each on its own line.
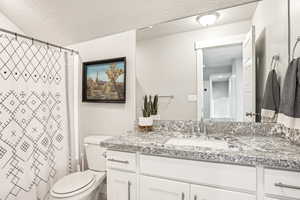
left=151, top=114, right=160, bottom=120
left=138, top=117, right=153, bottom=127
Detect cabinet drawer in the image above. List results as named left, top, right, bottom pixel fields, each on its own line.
left=106, top=151, right=136, bottom=172
left=265, top=169, right=300, bottom=199
left=140, top=155, right=256, bottom=192
left=191, top=184, right=256, bottom=200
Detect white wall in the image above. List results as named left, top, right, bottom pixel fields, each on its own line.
left=136, top=20, right=251, bottom=120
left=211, top=80, right=230, bottom=118
left=69, top=31, right=136, bottom=141
left=0, top=11, right=22, bottom=33
left=212, top=81, right=229, bottom=99
left=203, top=65, right=233, bottom=119
left=252, top=0, right=289, bottom=101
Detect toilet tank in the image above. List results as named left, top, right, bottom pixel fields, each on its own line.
left=84, top=136, right=111, bottom=171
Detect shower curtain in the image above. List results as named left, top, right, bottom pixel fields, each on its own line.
left=0, top=33, right=71, bottom=200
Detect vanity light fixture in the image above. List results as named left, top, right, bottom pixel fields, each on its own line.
left=196, top=12, right=220, bottom=26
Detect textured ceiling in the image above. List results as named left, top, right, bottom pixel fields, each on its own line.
left=0, top=0, right=259, bottom=45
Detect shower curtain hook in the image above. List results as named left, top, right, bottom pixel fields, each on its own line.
left=71, top=50, right=74, bottom=55
left=14, top=33, right=18, bottom=40
left=60, top=47, right=62, bottom=52
left=31, top=38, right=34, bottom=45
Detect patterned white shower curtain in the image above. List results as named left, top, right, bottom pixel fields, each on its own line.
left=0, top=33, right=70, bottom=200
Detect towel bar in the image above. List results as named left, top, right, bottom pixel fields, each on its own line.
left=158, top=95, right=174, bottom=99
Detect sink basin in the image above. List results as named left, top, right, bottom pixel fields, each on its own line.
left=165, top=138, right=229, bottom=149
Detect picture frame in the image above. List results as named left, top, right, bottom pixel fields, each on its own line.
left=82, top=57, right=126, bottom=103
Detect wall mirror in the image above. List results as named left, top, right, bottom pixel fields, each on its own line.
left=136, top=0, right=289, bottom=122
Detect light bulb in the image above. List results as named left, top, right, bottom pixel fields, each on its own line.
left=196, top=12, right=220, bottom=26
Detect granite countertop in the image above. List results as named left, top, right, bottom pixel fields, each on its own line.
left=100, top=131, right=300, bottom=171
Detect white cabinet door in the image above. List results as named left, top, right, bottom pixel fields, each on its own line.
left=140, top=175, right=189, bottom=200
left=107, top=169, right=136, bottom=200
left=191, top=184, right=256, bottom=200
left=264, top=169, right=300, bottom=199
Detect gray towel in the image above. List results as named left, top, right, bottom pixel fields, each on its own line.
left=261, top=69, right=280, bottom=122
left=278, top=58, right=300, bottom=129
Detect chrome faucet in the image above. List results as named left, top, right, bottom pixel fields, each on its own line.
left=200, top=117, right=207, bottom=136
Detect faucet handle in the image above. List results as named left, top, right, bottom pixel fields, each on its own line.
left=200, top=119, right=207, bottom=134
left=195, top=125, right=201, bottom=133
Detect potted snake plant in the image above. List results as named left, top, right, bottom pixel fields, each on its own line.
left=150, top=95, right=160, bottom=120
left=138, top=95, right=153, bottom=127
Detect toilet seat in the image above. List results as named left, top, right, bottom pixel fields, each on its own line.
left=51, top=171, right=96, bottom=198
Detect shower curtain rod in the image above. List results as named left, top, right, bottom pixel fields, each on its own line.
left=0, top=27, right=79, bottom=55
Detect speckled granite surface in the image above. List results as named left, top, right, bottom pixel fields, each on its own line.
left=152, top=120, right=300, bottom=145
left=152, top=120, right=277, bottom=136
left=101, top=127, right=300, bottom=171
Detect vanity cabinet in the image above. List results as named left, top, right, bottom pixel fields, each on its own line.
left=140, top=175, right=189, bottom=200
left=107, top=169, right=137, bottom=200
left=106, top=151, right=300, bottom=200
left=191, top=184, right=256, bottom=200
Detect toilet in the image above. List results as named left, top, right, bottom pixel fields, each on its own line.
left=50, top=136, right=111, bottom=200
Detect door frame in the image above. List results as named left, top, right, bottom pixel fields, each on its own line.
left=195, top=34, right=246, bottom=121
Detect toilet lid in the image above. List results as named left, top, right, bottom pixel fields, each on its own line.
left=52, top=171, right=95, bottom=197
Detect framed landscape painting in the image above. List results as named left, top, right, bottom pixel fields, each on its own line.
left=82, top=57, right=126, bottom=103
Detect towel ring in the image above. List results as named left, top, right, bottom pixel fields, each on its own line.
left=292, top=36, right=300, bottom=59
